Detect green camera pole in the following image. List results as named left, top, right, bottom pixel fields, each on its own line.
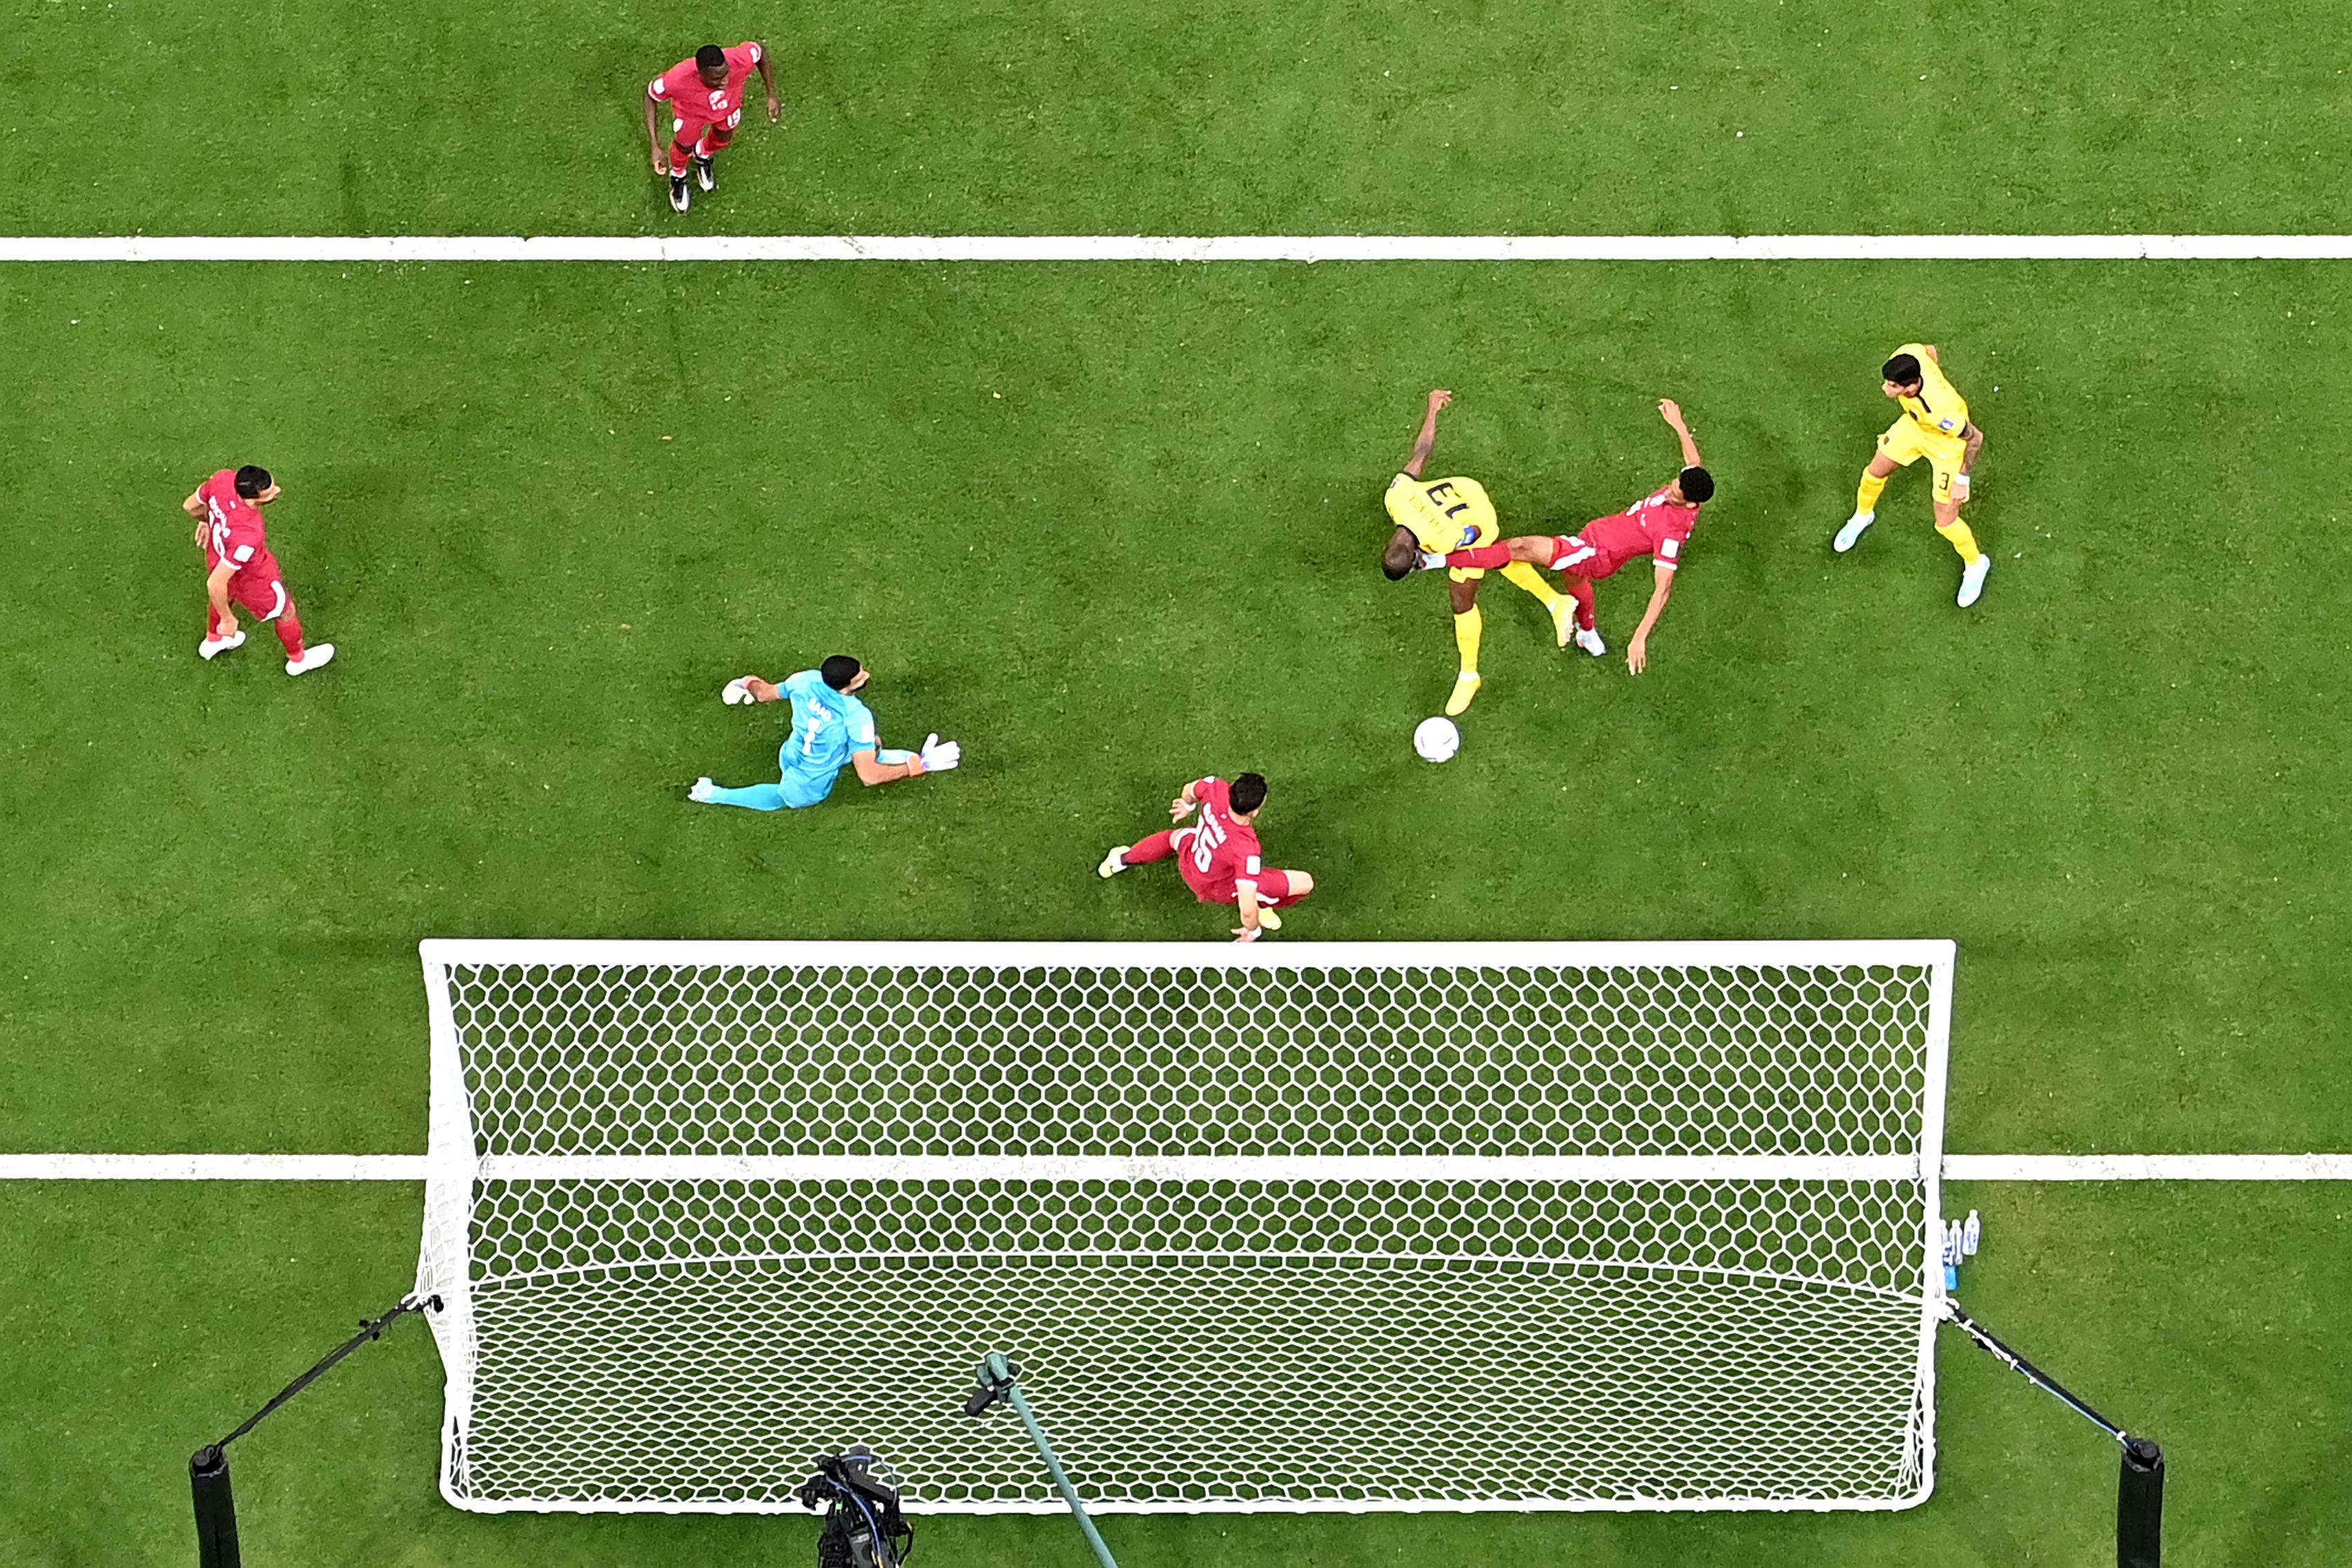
left=962, top=1353, right=1121, bottom=1568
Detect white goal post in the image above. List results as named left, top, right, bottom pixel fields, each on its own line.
left=414, top=939, right=1954, bottom=1515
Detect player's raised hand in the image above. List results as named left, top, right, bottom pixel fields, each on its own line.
left=1627, top=634, right=1651, bottom=675
left=1169, top=793, right=1197, bottom=822
left=1659, top=398, right=1687, bottom=429
left=1427, top=388, right=1454, bottom=413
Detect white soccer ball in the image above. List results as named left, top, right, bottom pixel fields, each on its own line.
left=1413, top=716, right=1460, bottom=763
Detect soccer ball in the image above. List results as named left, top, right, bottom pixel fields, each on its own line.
left=1413, top=716, right=1460, bottom=763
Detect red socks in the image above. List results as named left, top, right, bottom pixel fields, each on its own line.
left=273, top=607, right=306, bottom=658
left=1125, top=831, right=1176, bottom=863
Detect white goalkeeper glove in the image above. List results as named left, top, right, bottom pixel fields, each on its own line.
left=917, top=733, right=962, bottom=773
left=722, top=677, right=755, bottom=705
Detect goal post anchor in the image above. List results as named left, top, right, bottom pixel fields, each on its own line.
left=187, top=1293, right=438, bottom=1566
left=1940, top=1299, right=2161, bottom=1567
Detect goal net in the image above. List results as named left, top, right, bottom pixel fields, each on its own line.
left=414, top=939, right=1953, bottom=1515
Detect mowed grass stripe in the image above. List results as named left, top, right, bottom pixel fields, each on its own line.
left=1, top=261, right=2345, bottom=1166
left=7, top=0, right=2352, bottom=237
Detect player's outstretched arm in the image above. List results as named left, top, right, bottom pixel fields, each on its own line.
left=1401, top=388, right=1452, bottom=479
left=1626, top=564, right=1675, bottom=675
left=1660, top=399, right=1702, bottom=468
left=754, top=42, right=782, bottom=122
left=1232, top=882, right=1267, bottom=942
left=643, top=88, right=668, bottom=176
left=852, top=734, right=959, bottom=786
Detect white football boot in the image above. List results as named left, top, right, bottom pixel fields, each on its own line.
left=1958, top=555, right=1991, bottom=608
left=1573, top=627, right=1607, bottom=658
left=1096, top=845, right=1131, bottom=878
left=689, top=777, right=717, bottom=803
left=1833, top=510, right=1877, bottom=553
left=199, top=629, right=246, bottom=660
left=285, top=643, right=336, bottom=676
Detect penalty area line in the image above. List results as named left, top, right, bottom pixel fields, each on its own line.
left=1, top=1153, right=2350, bottom=1181
left=5, top=235, right=2352, bottom=264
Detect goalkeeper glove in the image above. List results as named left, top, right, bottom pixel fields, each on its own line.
left=722, top=677, right=755, bottom=705
left=919, top=733, right=962, bottom=773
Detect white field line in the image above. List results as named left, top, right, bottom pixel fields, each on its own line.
left=2, top=1153, right=2349, bottom=1181
left=6, top=235, right=2352, bottom=264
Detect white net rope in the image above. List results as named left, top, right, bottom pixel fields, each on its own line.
left=415, top=942, right=1951, bottom=1514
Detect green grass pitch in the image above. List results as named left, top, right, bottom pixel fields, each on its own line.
left=6, top=0, right=2352, bottom=1562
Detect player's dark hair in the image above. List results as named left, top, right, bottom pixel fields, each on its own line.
left=1679, top=465, right=1716, bottom=504
left=233, top=465, right=272, bottom=499
left=1382, top=560, right=1411, bottom=582
left=1882, top=353, right=1923, bottom=388
left=820, top=654, right=862, bottom=690
left=695, top=44, right=727, bottom=71
left=1230, top=773, right=1269, bottom=815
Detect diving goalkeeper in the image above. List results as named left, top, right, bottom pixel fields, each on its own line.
left=690, top=654, right=959, bottom=810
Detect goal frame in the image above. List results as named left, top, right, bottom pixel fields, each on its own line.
left=416, top=938, right=1956, bottom=1516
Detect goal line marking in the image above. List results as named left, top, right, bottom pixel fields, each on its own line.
left=6, top=235, right=2352, bottom=264
left=2, top=1153, right=2347, bottom=1181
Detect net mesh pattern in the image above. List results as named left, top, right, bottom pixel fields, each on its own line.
left=416, top=951, right=1946, bottom=1513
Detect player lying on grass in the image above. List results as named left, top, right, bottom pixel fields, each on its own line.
left=1836, top=344, right=1990, bottom=607
left=183, top=465, right=336, bottom=676
left=645, top=40, right=780, bottom=214
left=1418, top=400, right=1711, bottom=675
left=1379, top=388, right=1577, bottom=717
left=690, top=654, right=958, bottom=811
left=1098, top=773, right=1313, bottom=943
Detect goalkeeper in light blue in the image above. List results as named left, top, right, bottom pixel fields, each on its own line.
left=689, top=653, right=959, bottom=811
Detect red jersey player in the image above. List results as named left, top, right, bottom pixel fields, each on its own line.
left=1097, top=773, right=1316, bottom=942
left=1428, top=400, right=1713, bottom=674
left=644, top=41, right=780, bottom=213
left=182, top=465, right=336, bottom=676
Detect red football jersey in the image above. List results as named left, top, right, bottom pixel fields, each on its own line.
left=1578, top=483, right=1702, bottom=573
left=649, top=42, right=763, bottom=124
left=196, top=470, right=280, bottom=584
left=1174, top=777, right=1266, bottom=903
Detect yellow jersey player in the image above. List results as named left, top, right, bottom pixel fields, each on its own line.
left=1379, top=388, right=1575, bottom=715
left=1835, top=344, right=1992, bottom=607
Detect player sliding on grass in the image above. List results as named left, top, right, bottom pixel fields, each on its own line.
left=1836, top=344, right=1990, bottom=607
left=645, top=40, right=781, bottom=214
left=183, top=465, right=336, bottom=676
left=1420, top=400, right=1711, bottom=675
left=690, top=655, right=959, bottom=811
left=1379, top=388, right=1577, bottom=717
left=1098, top=773, right=1314, bottom=943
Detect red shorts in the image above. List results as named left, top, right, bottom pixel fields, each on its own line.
left=672, top=109, right=743, bottom=145
left=1547, top=535, right=1630, bottom=582
left=228, top=571, right=291, bottom=620
left=1182, top=865, right=1302, bottom=908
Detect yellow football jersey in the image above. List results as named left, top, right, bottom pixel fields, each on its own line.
left=1384, top=472, right=1500, bottom=555
left=1892, top=342, right=1969, bottom=445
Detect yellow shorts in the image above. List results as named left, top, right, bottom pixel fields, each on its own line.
left=1877, top=418, right=1969, bottom=504
left=1385, top=474, right=1500, bottom=581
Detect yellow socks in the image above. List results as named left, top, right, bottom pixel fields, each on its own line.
left=1855, top=470, right=1888, bottom=515
left=1500, top=560, right=1564, bottom=611
left=1936, top=518, right=1984, bottom=564
left=1451, top=605, right=1484, bottom=675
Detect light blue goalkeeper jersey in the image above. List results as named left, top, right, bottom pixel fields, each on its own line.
left=776, top=668, right=879, bottom=802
